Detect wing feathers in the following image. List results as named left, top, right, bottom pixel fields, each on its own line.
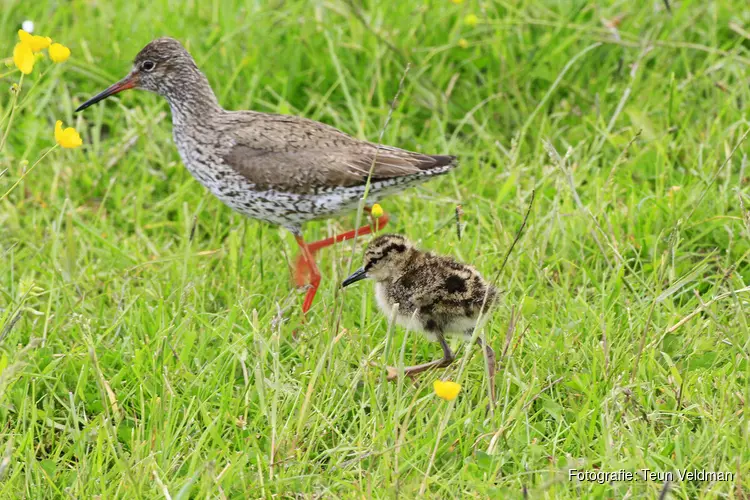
left=218, top=113, right=458, bottom=194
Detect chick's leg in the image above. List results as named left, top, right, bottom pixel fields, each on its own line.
left=386, top=333, right=455, bottom=381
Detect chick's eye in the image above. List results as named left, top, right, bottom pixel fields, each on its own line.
left=142, top=60, right=156, bottom=72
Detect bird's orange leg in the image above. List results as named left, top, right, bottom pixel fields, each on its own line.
left=307, top=208, right=390, bottom=253
left=294, top=208, right=390, bottom=288
left=295, top=235, right=322, bottom=314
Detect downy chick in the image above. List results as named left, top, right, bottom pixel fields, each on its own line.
left=342, top=234, right=498, bottom=390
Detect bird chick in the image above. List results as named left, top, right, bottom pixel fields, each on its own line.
left=342, top=234, right=498, bottom=392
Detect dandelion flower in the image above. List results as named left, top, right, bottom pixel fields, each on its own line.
left=371, top=203, right=384, bottom=218
left=18, top=29, right=51, bottom=52
left=13, top=42, right=35, bottom=75
left=464, top=14, right=479, bottom=27
left=55, top=120, right=82, bottom=149
left=458, top=38, right=469, bottom=49
left=433, top=380, right=461, bottom=401
left=49, top=43, right=71, bottom=63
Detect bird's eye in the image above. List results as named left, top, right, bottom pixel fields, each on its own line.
left=142, top=60, right=156, bottom=72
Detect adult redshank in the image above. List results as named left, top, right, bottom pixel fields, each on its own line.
left=76, top=37, right=458, bottom=314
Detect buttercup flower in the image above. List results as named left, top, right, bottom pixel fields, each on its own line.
left=49, top=43, right=71, bottom=63
left=371, top=203, right=384, bottom=218
left=13, top=42, right=34, bottom=74
left=433, top=380, right=461, bottom=401
left=18, top=29, right=51, bottom=52
left=464, top=14, right=479, bottom=27
left=55, top=121, right=82, bottom=149
left=458, top=38, right=469, bottom=49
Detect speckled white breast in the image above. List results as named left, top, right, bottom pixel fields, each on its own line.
left=374, top=282, right=441, bottom=341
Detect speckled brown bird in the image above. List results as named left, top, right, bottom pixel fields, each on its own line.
left=342, top=234, right=498, bottom=389
left=76, top=37, right=457, bottom=314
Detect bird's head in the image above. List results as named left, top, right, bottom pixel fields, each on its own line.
left=76, top=37, right=201, bottom=112
left=342, top=234, right=414, bottom=287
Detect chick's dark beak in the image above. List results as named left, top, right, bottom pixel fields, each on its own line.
left=342, top=267, right=367, bottom=288
left=76, top=74, right=137, bottom=112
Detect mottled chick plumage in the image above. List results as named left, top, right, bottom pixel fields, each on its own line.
left=350, top=234, right=498, bottom=340
left=343, top=234, right=499, bottom=386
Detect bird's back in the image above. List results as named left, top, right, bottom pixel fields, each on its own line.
left=214, top=110, right=457, bottom=194
left=383, top=251, right=497, bottom=337
left=170, top=109, right=457, bottom=231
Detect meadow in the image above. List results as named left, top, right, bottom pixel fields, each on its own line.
left=1, top=0, right=749, bottom=497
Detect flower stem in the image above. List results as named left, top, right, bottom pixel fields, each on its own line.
left=0, top=68, right=20, bottom=80
left=0, top=144, right=59, bottom=202
left=0, top=74, right=24, bottom=153
left=17, top=67, right=53, bottom=109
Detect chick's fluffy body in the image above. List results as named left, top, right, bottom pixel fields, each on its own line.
left=363, top=235, right=498, bottom=341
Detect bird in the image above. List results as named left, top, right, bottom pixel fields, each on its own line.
left=341, top=234, right=498, bottom=397
left=75, top=37, right=458, bottom=314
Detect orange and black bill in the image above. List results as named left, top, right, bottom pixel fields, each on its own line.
left=76, top=76, right=136, bottom=112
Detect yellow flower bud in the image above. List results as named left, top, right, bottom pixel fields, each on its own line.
left=55, top=120, right=82, bottom=149
left=18, top=30, right=51, bottom=52
left=433, top=380, right=461, bottom=401
left=371, top=203, right=384, bottom=218
left=464, top=14, right=479, bottom=27
left=13, top=42, right=34, bottom=75
left=49, top=43, right=71, bottom=63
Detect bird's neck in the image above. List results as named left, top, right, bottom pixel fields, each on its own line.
left=163, top=68, right=223, bottom=123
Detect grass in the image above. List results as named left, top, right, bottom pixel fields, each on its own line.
left=1, top=0, right=750, bottom=497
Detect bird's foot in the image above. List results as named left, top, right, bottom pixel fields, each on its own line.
left=367, top=362, right=400, bottom=381
left=383, top=365, right=426, bottom=381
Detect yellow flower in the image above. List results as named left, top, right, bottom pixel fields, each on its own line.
left=13, top=43, right=34, bottom=75
left=450, top=0, right=464, bottom=3
left=18, top=30, right=51, bottom=52
left=464, top=14, right=479, bottom=26
left=458, top=38, right=469, bottom=49
left=371, top=203, right=384, bottom=218
left=433, top=380, right=461, bottom=401
left=55, top=121, right=82, bottom=149
left=49, top=43, right=71, bottom=63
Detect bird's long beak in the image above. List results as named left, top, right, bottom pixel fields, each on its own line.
left=342, top=267, right=368, bottom=288
left=76, top=74, right=137, bottom=112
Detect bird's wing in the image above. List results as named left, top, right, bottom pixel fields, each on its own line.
left=395, top=260, right=451, bottom=309
left=402, top=256, right=496, bottom=313
left=219, top=113, right=456, bottom=194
